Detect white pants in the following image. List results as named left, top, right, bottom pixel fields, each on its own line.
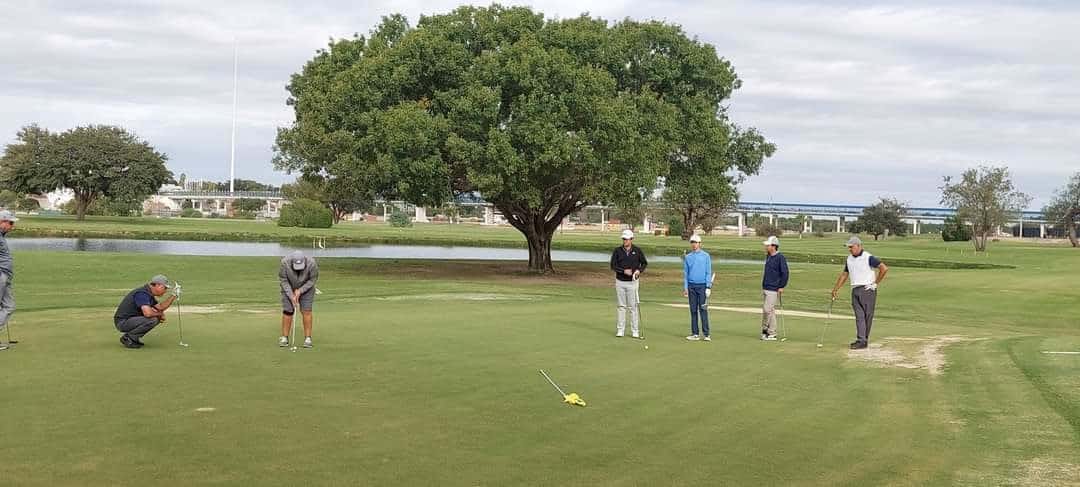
left=615, top=279, right=640, bottom=335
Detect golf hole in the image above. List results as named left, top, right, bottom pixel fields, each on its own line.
left=195, top=407, right=216, bottom=413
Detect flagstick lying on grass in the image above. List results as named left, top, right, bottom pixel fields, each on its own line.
left=539, top=369, right=587, bottom=407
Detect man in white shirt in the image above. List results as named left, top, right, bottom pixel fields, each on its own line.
left=830, top=237, right=889, bottom=350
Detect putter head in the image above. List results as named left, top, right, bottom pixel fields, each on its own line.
left=179, top=341, right=189, bottom=347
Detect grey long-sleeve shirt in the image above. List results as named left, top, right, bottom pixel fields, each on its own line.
left=0, top=230, right=13, bottom=278
left=279, top=256, right=318, bottom=295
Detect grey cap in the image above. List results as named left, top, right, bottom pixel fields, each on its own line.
left=150, top=274, right=171, bottom=288
left=689, top=234, right=702, bottom=243
left=290, top=251, right=307, bottom=270
left=0, top=210, right=18, bottom=222
left=846, top=236, right=863, bottom=247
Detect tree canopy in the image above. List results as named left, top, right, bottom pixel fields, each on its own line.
left=0, top=124, right=171, bottom=220
left=275, top=5, right=770, bottom=272
left=940, top=165, right=1029, bottom=252
left=849, top=198, right=907, bottom=240
left=1042, top=172, right=1080, bottom=247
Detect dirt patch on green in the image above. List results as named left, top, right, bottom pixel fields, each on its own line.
left=847, top=336, right=986, bottom=376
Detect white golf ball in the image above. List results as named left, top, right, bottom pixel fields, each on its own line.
left=644, top=345, right=649, bottom=350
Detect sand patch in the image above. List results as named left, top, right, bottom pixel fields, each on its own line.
left=1017, top=458, right=1080, bottom=486
left=177, top=305, right=225, bottom=314
left=662, top=304, right=852, bottom=320
left=847, top=336, right=984, bottom=376
left=195, top=407, right=216, bottom=413
left=376, top=293, right=542, bottom=302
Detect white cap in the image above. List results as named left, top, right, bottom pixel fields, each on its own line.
left=689, top=234, right=702, bottom=243
left=763, top=236, right=780, bottom=247
left=621, top=229, right=634, bottom=240
left=846, top=236, right=863, bottom=247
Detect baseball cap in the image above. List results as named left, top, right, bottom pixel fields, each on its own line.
left=689, top=234, right=702, bottom=243
left=621, top=229, right=634, bottom=240
left=290, top=250, right=307, bottom=270
left=763, top=236, right=780, bottom=247
left=846, top=236, right=863, bottom=247
left=150, top=275, right=171, bottom=288
left=0, top=210, right=18, bottom=223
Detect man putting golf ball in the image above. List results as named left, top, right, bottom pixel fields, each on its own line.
left=610, top=229, right=648, bottom=339
left=831, top=237, right=889, bottom=350
left=113, top=275, right=179, bottom=349
left=0, top=210, right=17, bottom=351
left=279, top=251, right=319, bottom=349
left=683, top=234, right=713, bottom=342
left=760, top=236, right=789, bottom=341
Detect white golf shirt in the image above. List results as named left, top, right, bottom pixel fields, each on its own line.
left=844, top=251, right=881, bottom=287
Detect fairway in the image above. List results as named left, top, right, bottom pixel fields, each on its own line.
left=3, top=236, right=1080, bottom=486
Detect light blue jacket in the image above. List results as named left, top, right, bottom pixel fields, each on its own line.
left=684, top=250, right=713, bottom=290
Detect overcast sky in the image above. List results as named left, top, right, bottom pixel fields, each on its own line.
left=2, top=1, right=1077, bottom=208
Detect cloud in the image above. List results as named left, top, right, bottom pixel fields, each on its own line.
left=1, top=0, right=1076, bottom=207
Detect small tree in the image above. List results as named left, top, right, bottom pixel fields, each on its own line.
left=0, top=124, right=172, bottom=220
left=235, top=198, right=265, bottom=213
left=941, top=166, right=1029, bottom=252
left=1043, top=172, right=1080, bottom=247
left=849, top=198, right=907, bottom=240
left=17, top=197, right=40, bottom=212
left=278, top=199, right=332, bottom=228
left=754, top=222, right=783, bottom=238
left=0, top=190, right=20, bottom=209
left=941, top=214, right=973, bottom=242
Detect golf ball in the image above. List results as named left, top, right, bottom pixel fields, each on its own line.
left=644, top=346, right=649, bottom=350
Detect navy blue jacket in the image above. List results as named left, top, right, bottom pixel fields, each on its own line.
left=762, top=252, right=790, bottom=291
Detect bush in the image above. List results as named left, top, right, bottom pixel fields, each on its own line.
left=941, top=215, right=972, bottom=242
left=667, top=217, right=685, bottom=237
left=278, top=199, right=333, bottom=228
left=180, top=208, right=203, bottom=218
left=813, top=230, right=825, bottom=238
left=17, top=197, right=40, bottom=212
left=754, top=222, right=783, bottom=237
left=0, top=190, right=21, bottom=209
left=389, top=211, right=412, bottom=228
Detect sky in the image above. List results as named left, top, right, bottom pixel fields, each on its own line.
left=2, top=0, right=1077, bottom=208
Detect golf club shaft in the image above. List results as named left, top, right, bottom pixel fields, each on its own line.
left=538, top=370, right=567, bottom=396
left=818, top=299, right=835, bottom=345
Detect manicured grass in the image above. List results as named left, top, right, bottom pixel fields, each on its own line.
left=2, top=237, right=1079, bottom=485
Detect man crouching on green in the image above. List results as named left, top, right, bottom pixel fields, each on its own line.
left=113, top=275, right=178, bottom=349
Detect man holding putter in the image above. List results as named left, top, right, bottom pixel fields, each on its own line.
left=760, top=236, right=789, bottom=341
left=279, top=251, right=319, bottom=348
left=831, top=237, right=889, bottom=349
left=610, top=229, right=648, bottom=338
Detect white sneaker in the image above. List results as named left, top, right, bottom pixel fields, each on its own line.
left=303, top=337, right=313, bottom=348
left=703, top=336, right=712, bottom=342
left=763, top=335, right=778, bottom=341
left=278, top=336, right=288, bottom=347
left=615, top=332, right=624, bottom=338
left=0, top=343, right=8, bottom=351
left=686, top=335, right=700, bottom=341
left=631, top=333, right=640, bottom=339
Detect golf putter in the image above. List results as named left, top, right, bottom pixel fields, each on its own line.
left=778, top=294, right=788, bottom=342
left=634, top=271, right=645, bottom=341
left=4, top=321, right=16, bottom=345
left=289, top=308, right=299, bottom=352
left=817, top=298, right=835, bottom=349
left=175, top=282, right=188, bottom=347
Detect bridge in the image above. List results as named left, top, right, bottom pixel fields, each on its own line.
left=150, top=189, right=1052, bottom=237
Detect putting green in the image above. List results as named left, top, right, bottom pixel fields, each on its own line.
left=2, top=237, right=1078, bottom=486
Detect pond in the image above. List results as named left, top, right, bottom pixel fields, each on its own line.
left=8, top=238, right=759, bottom=265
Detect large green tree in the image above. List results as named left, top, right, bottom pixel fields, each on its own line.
left=1, top=124, right=171, bottom=220
left=849, top=198, right=907, bottom=240
left=275, top=5, right=767, bottom=272
left=1042, top=172, right=1080, bottom=247
left=940, top=166, right=1029, bottom=252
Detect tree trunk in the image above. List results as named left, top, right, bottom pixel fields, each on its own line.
left=973, top=232, right=988, bottom=252
left=498, top=201, right=578, bottom=274
left=75, top=193, right=93, bottom=221
left=1068, top=219, right=1078, bottom=248
left=681, top=208, right=696, bottom=240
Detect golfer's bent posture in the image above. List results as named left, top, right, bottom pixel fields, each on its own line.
left=113, top=275, right=178, bottom=349
left=760, top=236, right=789, bottom=341
left=831, top=237, right=889, bottom=349
left=279, top=251, right=318, bottom=348
left=610, top=229, right=648, bottom=338
left=683, top=234, right=713, bottom=341
left=0, top=210, right=17, bottom=351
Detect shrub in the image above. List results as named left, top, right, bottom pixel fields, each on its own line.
left=941, top=215, right=972, bottom=242
left=389, top=211, right=412, bottom=228
left=278, top=199, right=333, bottom=228
left=667, top=217, right=685, bottom=237
left=755, top=222, right=783, bottom=237
left=813, top=230, right=825, bottom=238
left=181, top=208, right=203, bottom=218
left=17, top=197, right=40, bottom=212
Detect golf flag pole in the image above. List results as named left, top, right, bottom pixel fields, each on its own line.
left=539, top=370, right=587, bottom=407
left=539, top=369, right=567, bottom=396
